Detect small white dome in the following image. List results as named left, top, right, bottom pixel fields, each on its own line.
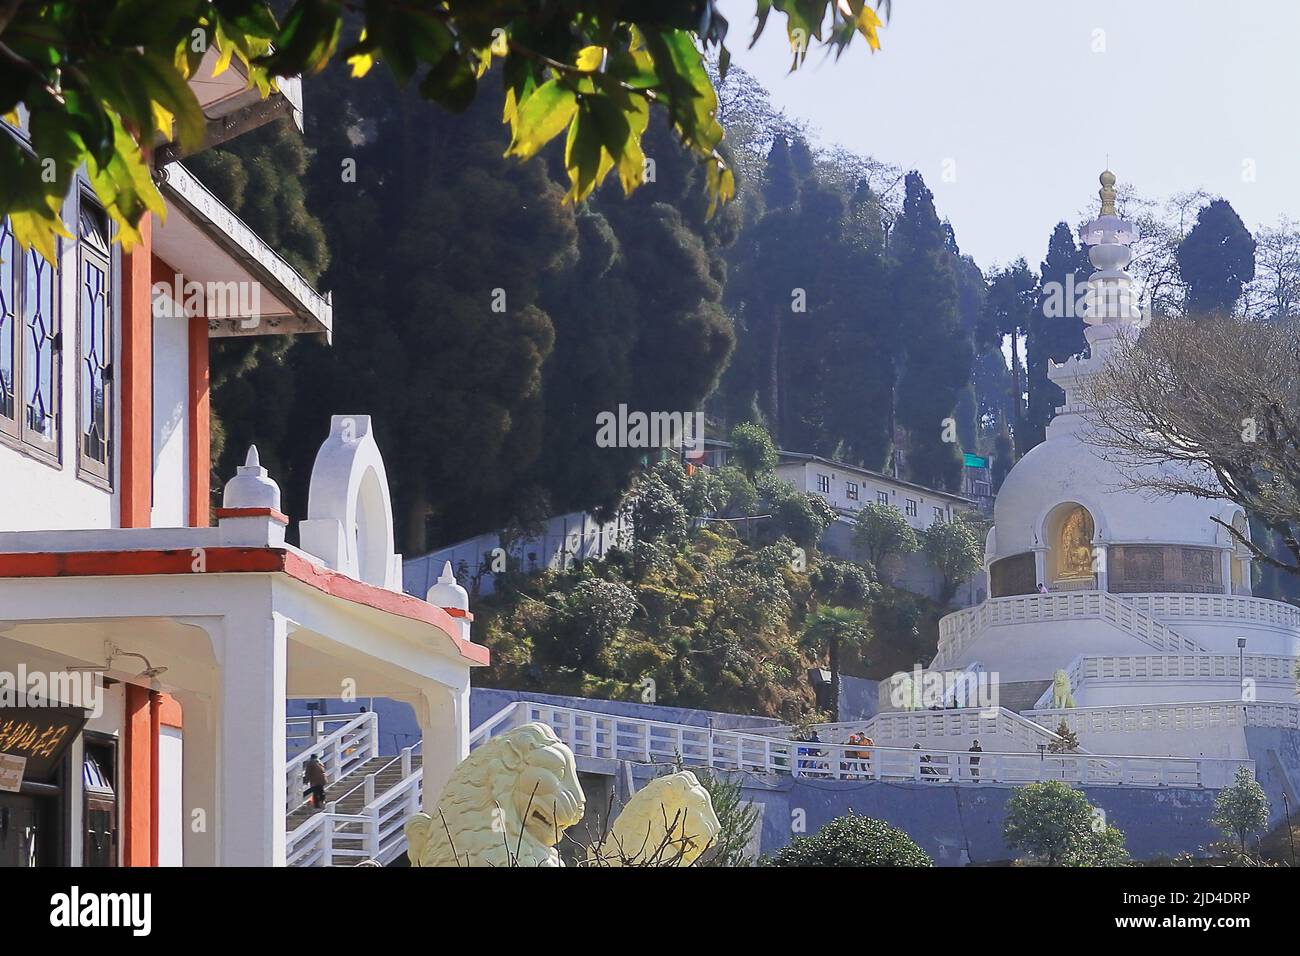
left=427, top=561, right=469, bottom=610
left=223, top=445, right=281, bottom=511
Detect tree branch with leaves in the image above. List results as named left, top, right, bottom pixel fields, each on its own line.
left=0, top=0, right=890, bottom=259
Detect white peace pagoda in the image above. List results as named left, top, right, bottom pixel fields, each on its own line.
left=870, top=172, right=1300, bottom=770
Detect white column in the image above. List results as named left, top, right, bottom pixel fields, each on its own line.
left=1094, top=543, right=1109, bottom=592
left=1220, top=548, right=1234, bottom=595
left=173, top=689, right=218, bottom=867
left=217, top=611, right=288, bottom=865
left=1033, top=547, right=1048, bottom=589
left=419, top=682, right=470, bottom=813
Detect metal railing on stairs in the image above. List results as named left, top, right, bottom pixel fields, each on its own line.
left=285, top=711, right=380, bottom=815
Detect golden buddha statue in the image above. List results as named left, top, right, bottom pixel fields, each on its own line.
left=1057, top=506, right=1095, bottom=580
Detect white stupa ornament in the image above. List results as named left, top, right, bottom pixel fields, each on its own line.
left=427, top=561, right=469, bottom=612
left=222, top=445, right=282, bottom=511
left=1078, top=170, right=1142, bottom=333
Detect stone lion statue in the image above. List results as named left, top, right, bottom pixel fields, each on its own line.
left=406, top=722, right=586, bottom=867
left=1052, top=669, right=1076, bottom=709
left=590, top=770, right=721, bottom=867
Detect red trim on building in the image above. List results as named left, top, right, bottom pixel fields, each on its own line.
left=214, top=506, right=289, bottom=525
left=442, top=607, right=473, bottom=621
left=0, top=548, right=489, bottom=665
left=119, top=222, right=155, bottom=529
left=149, top=691, right=161, bottom=867
left=157, top=692, right=183, bottom=729
left=123, top=684, right=153, bottom=866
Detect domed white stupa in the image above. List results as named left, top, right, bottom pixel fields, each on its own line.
left=893, top=172, right=1300, bottom=765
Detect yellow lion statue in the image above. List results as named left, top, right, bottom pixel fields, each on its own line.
left=1052, top=669, right=1076, bottom=709
left=589, top=770, right=721, bottom=867
left=406, top=722, right=586, bottom=867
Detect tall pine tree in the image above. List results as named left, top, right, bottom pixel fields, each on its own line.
left=1025, top=223, right=1090, bottom=450
left=890, top=172, right=969, bottom=490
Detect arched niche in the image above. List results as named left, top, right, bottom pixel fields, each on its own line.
left=1044, top=501, right=1097, bottom=590
left=299, top=415, right=400, bottom=590
left=1224, top=509, right=1252, bottom=596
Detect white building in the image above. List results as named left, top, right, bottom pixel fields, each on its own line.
left=0, top=52, right=487, bottom=867
left=877, top=172, right=1300, bottom=769
left=773, top=451, right=974, bottom=532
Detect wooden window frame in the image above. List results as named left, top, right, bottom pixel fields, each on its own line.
left=0, top=216, right=62, bottom=468
left=75, top=194, right=115, bottom=490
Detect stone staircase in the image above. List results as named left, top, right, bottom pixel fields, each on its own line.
left=287, top=754, right=422, bottom=832
left=997, top=680, right=1053, bottom=714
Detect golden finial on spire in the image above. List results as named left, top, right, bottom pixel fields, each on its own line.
left=1099, top=169, right=1117, bottom=216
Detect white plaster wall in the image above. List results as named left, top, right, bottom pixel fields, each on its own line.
left=158, top=725, right=184, bottom=866
left=1076, top=679, right=1298, bottom=708
left=1144, top=618, right=1300, bottom=658
left=1069, top=724, right=1247, bottom=759
left=0, top=234, right=116, bottom=531
left=948, top=619, right=1166, bottom=682
left=150, top=299, right=189, bottom=527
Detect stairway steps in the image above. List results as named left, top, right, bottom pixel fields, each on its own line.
left=287, top=754, right=422, bottom=830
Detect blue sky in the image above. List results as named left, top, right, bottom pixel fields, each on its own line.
left=719, top=0, right=1300, bottom=270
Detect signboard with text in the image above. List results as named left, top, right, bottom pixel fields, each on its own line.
left=0, top=707, right=87, bottom=782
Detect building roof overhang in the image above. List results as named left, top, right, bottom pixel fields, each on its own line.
left=0, top=543, right=487, bottom=667
left=153, top=160, right=333, bottom=342
left=156, top=46, right=304, bottom=164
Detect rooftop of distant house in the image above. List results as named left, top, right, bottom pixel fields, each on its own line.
left=701, top=438, right=977, bottom=506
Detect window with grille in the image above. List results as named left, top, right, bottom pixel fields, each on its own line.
left=905, top=498, right=918, bottom=517
left=77, top=200, right=112, bottom=485
left=0, top=216, right=61, bottom=462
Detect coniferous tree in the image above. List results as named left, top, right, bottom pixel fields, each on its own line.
left=1025, top=223, right=1090, bottom=450
left=1177, top=199, right=1257, bottom=316
left=890, top=172, right=970, bottom=490
left=983, top=260, right=1038, bottom=456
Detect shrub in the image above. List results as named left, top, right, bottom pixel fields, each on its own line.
left=764, top=811, right=932, bottom=867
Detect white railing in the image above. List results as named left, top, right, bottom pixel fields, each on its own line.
left=364, top=768, right=424, bottom=865
left=1033, top=654, right=1299, bottom=710
left=1119, top=593, right=1300, bottom=630
left=862, top=706, right=1074, bottom=752
left=935, top=591, right=1204, bottom=668
left=284, top=711, right=380, bottom=814
left=469, top=702, right=526, bottom=749
left=286, top=711, right=369, bottom=756
left=286, top=745, right=424, bottom=867
left=487, top=702, right=1245, bottom=788
left=1023, top=700, right=1300, bottom=736
left=286, top=811, right=373, bottom=867
left=326, top=742, right=421, bottom=813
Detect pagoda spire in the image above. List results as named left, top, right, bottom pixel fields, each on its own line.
left=1078, top=170, right=1142, bottom=332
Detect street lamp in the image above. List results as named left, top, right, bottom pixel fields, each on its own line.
left=1237, top=637, right=1248, bottom=721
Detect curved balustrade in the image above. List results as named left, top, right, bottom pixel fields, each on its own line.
left=1120, top=592, right=1300, bottom=629
left=1023, top=700, right=1300, bottom=735
left=935, top=591, right=1203, bottom=668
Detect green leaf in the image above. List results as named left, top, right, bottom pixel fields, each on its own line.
left=505, top=79, right=578, bottom=162
left=260, top=0, right=342, bottom=76
left=564, top=102, right=603, bottom=204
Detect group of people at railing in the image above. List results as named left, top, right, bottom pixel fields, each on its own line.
left=791, top=733, right=986, bottom=781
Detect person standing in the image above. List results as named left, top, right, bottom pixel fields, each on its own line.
left=304, top=753, right=328, bottom=810
left=968, top=739, right=983, bottom=782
